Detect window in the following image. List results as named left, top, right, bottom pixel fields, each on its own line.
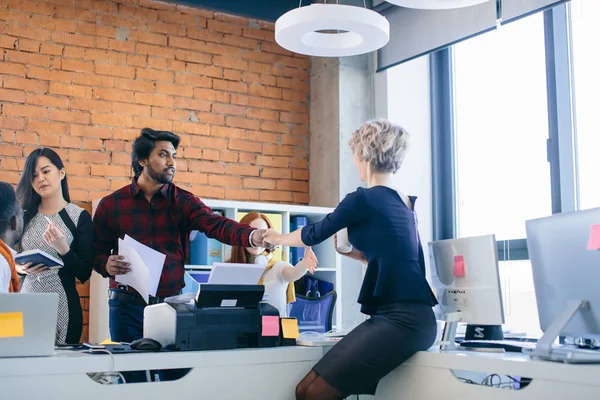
left=451, top=14, right=550, bottom=337
left=453, top=13, right=552, bottom=240
left=570, top=0, right=600, bottom=210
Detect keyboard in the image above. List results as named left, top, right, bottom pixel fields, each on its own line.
left=459, top=340, right=538, bottom=353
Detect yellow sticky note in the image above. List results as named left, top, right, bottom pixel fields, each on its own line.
left=0, top=312, right=24, bottom=338
left=101, top=338, right=120, bottom=345
left=281, top=318, right=300, bottom=339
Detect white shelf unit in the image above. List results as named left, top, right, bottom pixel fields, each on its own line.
left=199, top=199, right=342, bottom=328
left=89, top=198, right=342, bottom=342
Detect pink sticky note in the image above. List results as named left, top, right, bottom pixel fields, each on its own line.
left=261, top=316, right=280, bottom=337
left=587, top=224, right=600, bottom=251
left=453, top=255, right=465, bottom=277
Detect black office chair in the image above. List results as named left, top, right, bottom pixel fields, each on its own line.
left=289, top=290, right=337, bottom=333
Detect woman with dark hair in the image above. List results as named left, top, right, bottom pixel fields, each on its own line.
left=15, top=148, right=93, bottom=344
left=227, top=211, right=318, bottom=318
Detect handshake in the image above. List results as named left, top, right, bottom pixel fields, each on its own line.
left=251, top=228, right=284, bottom=250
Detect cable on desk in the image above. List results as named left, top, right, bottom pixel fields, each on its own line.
left=78, top=349, right=127, bottom=385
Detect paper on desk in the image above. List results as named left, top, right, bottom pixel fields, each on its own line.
left=123, top=235, right=166, bottom=297
left=116, top=239, right=150, bottom=304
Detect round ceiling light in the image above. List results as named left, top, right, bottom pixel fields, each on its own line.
left=385, top=0, right=490, bottom=10
left=275, top=4, right=390, bottom=57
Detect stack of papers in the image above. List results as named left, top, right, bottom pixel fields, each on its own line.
left=116, top=235, right=166, bottom=303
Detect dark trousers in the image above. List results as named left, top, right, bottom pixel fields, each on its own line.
left=108, top=295, right=189, bottom=383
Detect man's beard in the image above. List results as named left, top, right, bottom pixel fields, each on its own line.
left=146, top=165, right=174, bottom=184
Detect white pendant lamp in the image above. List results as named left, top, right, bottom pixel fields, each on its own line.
left=385, top=0, right=490, bottom=10
left=275, top=3, right=390, bottom=57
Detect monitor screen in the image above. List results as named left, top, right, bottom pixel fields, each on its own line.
left=428, top=234, right=504, bottom=326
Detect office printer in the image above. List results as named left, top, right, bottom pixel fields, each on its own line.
left=144, top=284, right=280, bottom=350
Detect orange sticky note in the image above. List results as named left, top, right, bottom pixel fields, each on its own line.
left=587, top=225, right=600, bottom=251
left=281, top=318, right=300, bottom=339
left=262, top=315, right=280, bottom=337
left=0, top=312, right=24, bottom=338
left=453, top=255, right=465, bottom=277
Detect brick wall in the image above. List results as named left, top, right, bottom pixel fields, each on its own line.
left=0, top=0, right=310, bottom=342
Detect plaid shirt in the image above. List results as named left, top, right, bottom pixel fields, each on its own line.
left=93, top=179, right=255, bottom=297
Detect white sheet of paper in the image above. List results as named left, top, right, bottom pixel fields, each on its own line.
left=116, top=239, right=150, bottom=304
left=123, top=235, right=166, bottom=297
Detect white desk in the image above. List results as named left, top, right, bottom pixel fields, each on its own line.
left=375, top=349, right=600, bottom=399
left=0, top=346, right=323, bottom=400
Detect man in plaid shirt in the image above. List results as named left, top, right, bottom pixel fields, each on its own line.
left=93, top=127, right=273, bottom=345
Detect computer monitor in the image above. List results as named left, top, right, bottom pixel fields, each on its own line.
left=428, top=234, right=505, bottom=350
left=526, top=208, right=600, bottom=353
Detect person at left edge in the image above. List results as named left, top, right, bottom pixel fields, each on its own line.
left=92, top=127, right=274, bottom=344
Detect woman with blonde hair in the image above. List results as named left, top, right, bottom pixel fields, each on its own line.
left=228, top=211, right=318, bottom=317
left=266, top=120, right=438, bottom=400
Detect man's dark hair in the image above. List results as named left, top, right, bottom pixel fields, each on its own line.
left=131, top=128, right=181, bottom=177
left=0, top=182, right=20, bottom=234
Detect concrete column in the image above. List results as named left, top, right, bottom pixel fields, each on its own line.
left=309, top=54, right=375, bottom=329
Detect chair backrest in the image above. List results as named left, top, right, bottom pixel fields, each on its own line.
left=288, top=290, right=337, bottom=333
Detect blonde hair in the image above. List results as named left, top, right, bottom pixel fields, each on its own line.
left=348, top=119, right=409, bottom=173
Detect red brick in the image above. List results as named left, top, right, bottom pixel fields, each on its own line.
left=82, top=49, right=127, bottom=65
left=136, top=31, right=168, bottom=46
left=148, top=57, right=168, bottom=70
left=69, top=152, right=110, bottom=165
left=277, top=179, right=308, bottom=192
left=136, top=68, right=174, bottom=83
left=97, top=38, right=136, bottom=54
left=134, top=93, right=173, bottom=108
left=261, top=121, right=291, bottom=134
left=92, top=88, right=134, bottom=103
left=205, top=42, right=241, bottom=57
left=174, top=74, right=212, bottom=88
left=176, top=172, right=208, bottom=185
left=221, top=152, right=238, bottom=163
left=60, top=135, right=81, bottom=149
left=0, top=36, right=16, bottom=49
left=213, top=79, right=247, bottom=94
left=191, top=136, right=228, bottom=150
left=225, top=189, right=259, bottom=201
left=187, top=27, right=223, bottom=44
left=247, top=108, right=279, bottom=121
left=167, top=59, right=185, bottom=72
left=112, top=128, right=138, bottom=139
left=71, top=73, right=115, bottom=88
left=242, top=50, right=277, bottom=64
left=247, top=61, right=272, bottom=75
left=228, top=139, right=261, bottom=153
left=151, top=107, right=189, bottom=121
left=159, top=11, right=199, bottom=27
left=280, top=112, right=308, bottom=124
left=168, top=36, right=204, bottom=51
left=293, top=193, right=309, bottom=204
left=293, top=169, right=309, bottom=181
left=189, top=112, right=221, bottom=126
left=98, top=14, right=137, bottom=30
left=136, top=43, right=175, bottom=58
left=0, top=88, right=26, bottom=103
left=83, top=139, right=103, bottom=150
left=0, top=63, right=26, bottom=77
left=261, top=168, right=292, bottom=179
left=53, top=31, right=95, bottom=48
left=0, top=117, right=26, bottom=130
left=15, top=132, right=38, bottom=145
left=208, top=174, right=242, bottom=188
left=113, top=102, right=151, bottom=116
left=0, top=158, right=19, bottom=170
left=70, top=98, right=112, bottom=113
left=210, top=126, right=243, bottom=139
left=70, top=125, right=111, bottom=139
left=225, top=164, right=259, bottom=177
left=260, top=75, right=277, bottom=86
left=248, top=85, right=282, bottom=99
left=264, top=98, right=298, bottom=112
left=50, top=82, right=92, bottom=98
left=283, top=89, right=307, bottom=103
left=91, top=113, right=134, bottom=128
left=174, top=49, right=212, bottom=65
left=90, top=165, right=131, bottom=177
left=188, top=160, right=224, bottom=174
left=223, top=69, right=242, bottom=81
left=113, top=78, right=154, bottom=93
left=226, top=117, right=259, bottom=130
left=0, top=144, right=23, bottom=157
left=95, top=63, right=135, bottom=78
left=230, top=94, right=265, bottom=108
left=147, top=21, right=185, bottom=36
left=243, top=178, right=276, bottom=190
left=239, top=152, right=256, bottom=164
left=3, top=104, right=46, bottom=119
left=202, top=149, right=219, bottom=161
left=182, top=147, right=202, bottom=159
left=222, top=34, right=258, bottom=50
left=61, top=59, right=94, bottom=74
left=19, top=0, right=55, bottom=16
left=17, top=38, right=41, bottom=53
left=49, top=109, right=90, bottom=124
left=5, top=50, right=51, bottom=68
left=38, top=134, right=61, bottom=147
left=174, top=97, right=211, bottom=112
left=260, top=190, right=292, bottom=202
left=127, top=54, right=147, bottom=67
left=40, top=43, right=64, bottom=56
left=213, top=55, right=248, bottom=71
left=261, top=41, right=293, bottom=56
left=111, top=153, right=130, bottom=165
left=156, top=83, right=193, bottom=97
left=212, top=103, right=245, bottom=117
left=207, top=20, right=242, bottom=35
left=242, top=28, right=274, bottom=42
left=189, top=185, right=224, bottom=199
left=54, top=6, right=94, bottom=22
left=133, top=116, right=173, bottom=131
left=25, top=94, right=68, bottom=109
left=104, top=140, right=125, bottom=151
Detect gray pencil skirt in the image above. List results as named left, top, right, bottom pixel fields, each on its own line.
left=312, top=301, right=437, bottom=396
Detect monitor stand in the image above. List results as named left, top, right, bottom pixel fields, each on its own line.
left=534, top=300, right=590, bottom=358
